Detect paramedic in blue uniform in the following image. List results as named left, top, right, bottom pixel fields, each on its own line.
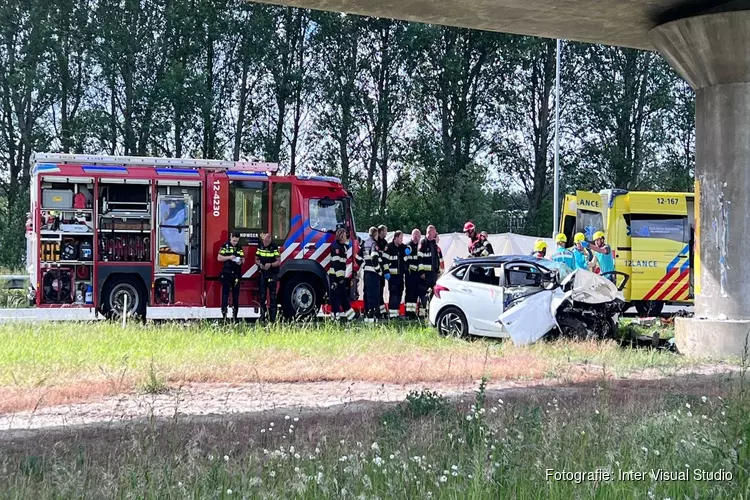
left=552, top=233, right=576, bottom=270
left=571, top=232, right=593, bottom=271
left=218, top=231, right=245, bottom=321
left=589, top=230, right=616, bottom=283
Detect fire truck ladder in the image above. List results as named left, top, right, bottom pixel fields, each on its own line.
left=32, top=153, right=279, bottom=173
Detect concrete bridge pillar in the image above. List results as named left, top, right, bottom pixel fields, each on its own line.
left=649, top=11, right=750, bottom=359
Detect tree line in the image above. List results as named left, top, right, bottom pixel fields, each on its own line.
left=0, top=0, right=694, bottom=267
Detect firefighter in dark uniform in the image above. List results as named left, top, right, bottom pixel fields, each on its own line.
left=385, top=230, right=406, bottom=319
left=256, top=232, right=281, bottom=323
left=329, top=228, right=356, bottom=321
left=404, top=228, right=423, bottom=319
left=418, top=225, right=440, bottom=317
left=376, top=225, right=388, bottom=318
left=363, top=226, right=382, bottom=322
left=351, top=236, right=364, bottom=302
left=218, top=231, right=245, bottom=322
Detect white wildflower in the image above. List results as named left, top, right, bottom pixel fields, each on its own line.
left=339, top=456, right=347, bottom=462
left=702, top=396, right=707, bottom=403
left=642, top=447, right=648, bottom=454
left=269, top=471, right=276, bottom=478
left=315, top=448, right=321, bottom=454
left=208, top=455, right=214, bottom=461
left=373, top=457, right=383, bottom=467
left=285, top=415, right=291, bottom=420
left=451, top=465, right=458, bottom=471
left=687, top=412, right=693, bottom=417
left=294, top=417, right=299, bottom=422
left=685, top=403, right=691, bottom=409
left=498, top=398, right=504, bottom=404
left=224, top=455, right=229, bottom=462
left=371, top=442, right=380, bottom=452
left=270, top=422, right=275, bottom=427
left=451, top=471, right=458, bottom=477
left=654, top=450, right=660, bottom=456
left=177, top=482, right=183, bottom=487
left=389, top=454, right=395, bottom=460
left=226, top=489, right=233, bottom=495
left=294, top=453, right=300, bottom=459
left=294, top=467, right=300, bottom=473
left=439, top=475, right=447, bottom=483
left=466, top=415, right=473, bottom=421
left=595, top=410, right=600, bottom=415
left=261, top=429, right=266, bottom=434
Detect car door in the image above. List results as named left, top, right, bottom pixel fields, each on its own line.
left=460, top=263, right=506, bottom=335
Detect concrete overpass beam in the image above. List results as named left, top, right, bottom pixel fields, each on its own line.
left=650, top=11, right=750, bottom=359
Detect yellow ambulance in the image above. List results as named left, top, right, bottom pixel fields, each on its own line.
left=560, top=189, right=696, bottom=316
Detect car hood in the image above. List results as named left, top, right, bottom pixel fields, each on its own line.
left=560, top=269, right=624, bottom=304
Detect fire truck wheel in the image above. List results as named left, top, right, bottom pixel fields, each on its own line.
left=102, top=276, right=147, bottom=321
left=281, top=275, right=321, bottom=320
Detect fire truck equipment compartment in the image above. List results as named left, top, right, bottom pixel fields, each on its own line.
left=43, top=189, right=74, bottom=208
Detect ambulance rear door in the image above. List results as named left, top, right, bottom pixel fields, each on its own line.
left=560, top=194, right=577, bottom=247
left=628, top=193, right=691, bottom=303
left=574, top=191, right=605, bottom=243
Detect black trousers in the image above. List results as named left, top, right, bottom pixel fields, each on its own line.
left=379, top=276, right=386, bottom=317
left=329, top=278, right=352, bottom=317
left=388, top=275, right=404, bottom=318
left=364, top=272, right=381, bottom=319
left=405, top=274, right=427, bottom=318
left=259, top=273, right=278, bottom=322
left=221, top=271, right=241, bottom=318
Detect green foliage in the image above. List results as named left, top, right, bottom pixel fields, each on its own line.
left=0, top=0, right=695, bottom=264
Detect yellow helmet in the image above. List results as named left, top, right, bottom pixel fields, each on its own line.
left=593, top=231, right=605, bottom=241
left=574, top=232, right=586, bottom=244
left=555, top=233, right=567, bottom=244
left=534, top=240, right=547, bottom=252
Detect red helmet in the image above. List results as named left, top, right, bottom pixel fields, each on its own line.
left=463, top=221, right=475, bottom=232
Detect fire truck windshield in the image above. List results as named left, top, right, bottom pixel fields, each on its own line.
left=309, top=198, right=347, bottom=233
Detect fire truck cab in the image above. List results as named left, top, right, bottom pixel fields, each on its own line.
left=27, top=153, right=359, bottom=320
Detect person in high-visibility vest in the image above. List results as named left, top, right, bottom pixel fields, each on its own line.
left=551, top=233, right=575, bottom=270
left=571, top=232, right=593, bottom=271
left=589, top=230, right=615, bottom=282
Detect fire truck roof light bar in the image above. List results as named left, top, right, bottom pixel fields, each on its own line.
left=32, top=153, right=279, bottom=173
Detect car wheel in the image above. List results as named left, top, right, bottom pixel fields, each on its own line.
left=634, top=300, right=664, bottom=317
left=436, top=307, right=468, bottom=338
left=556, top=316, right=588, bottom=339
left=602, top=316, right=618, bottom=339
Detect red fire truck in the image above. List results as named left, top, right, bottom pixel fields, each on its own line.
left=26, top=153, right=359, bottom=320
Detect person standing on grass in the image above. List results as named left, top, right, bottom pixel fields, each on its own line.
left=218, top=231, right=244, bottom=322
left=328, top=228, right=356, bottom=321
left=418, top=225, right=440, bottom=316
left=256, top=232, right=281, bottom=323
left=404, top=228, right=423, bottom=319
left=385, top=230, right=407, bottom=319
left=363, top=227, right=382, bottom=323
left=376, top=225, right=388, bottom=319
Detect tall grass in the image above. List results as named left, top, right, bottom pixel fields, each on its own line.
left=2, top=374, right=747, bottom=498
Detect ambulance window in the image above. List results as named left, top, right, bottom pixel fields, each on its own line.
left=309, top=198, right=346, bottom=233
left=577, top=209, right=604, bottom=241
left=230, top=181, right=268, bottom=242
left=272, top=183, right=291, bottom=244
left=631, top=215, right=687, bottom=243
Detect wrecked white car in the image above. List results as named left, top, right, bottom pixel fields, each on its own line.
left=428, top=255, right=628, bottom=343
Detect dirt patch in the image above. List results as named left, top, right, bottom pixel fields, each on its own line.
left=0, top=364, right=740, bottom=436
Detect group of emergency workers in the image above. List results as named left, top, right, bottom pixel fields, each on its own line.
left=537, top=230, right=615, bottom=281
left=215, top=220, right=615, bottom=324
left=356, top=224, right=443, bottom=321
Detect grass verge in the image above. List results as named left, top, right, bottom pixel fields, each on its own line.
left=0, top=320, right=723, bottom=413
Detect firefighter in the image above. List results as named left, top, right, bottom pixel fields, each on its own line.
left=363, top=227, right=382, bottom=322
left=404, top=228, right=422, bottom=320
left=385, top=230, right=406, bottom=319
left=551, top=233, right=576, bottom=270
left=418, top=225, right=440, bottom=315
left=350, top=236, right=364, bottom=302
left=475, top=231, right=494, bottom=257
left=436, top=234, right=445, bottom=274
left=218, top=231, right=245, bottom=322
left=328, top=228, right=356, bottom=321
left=377, top=225, right=388, bottom=318
left=463, top=221, right=480, bottom=256
left=256, top=232, right=281, bottom=323
left=532, top=240, right=548, bottom=259
left=571, top=232, right=593, bottom=270
left=590, top=230, right=615, bottom=282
